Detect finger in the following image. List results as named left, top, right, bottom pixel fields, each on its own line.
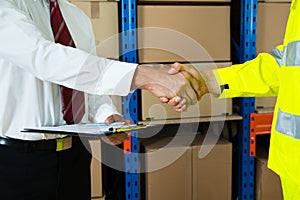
left=168, top=62, right=181, bottom=74
left=179, top=70, right=202, bottom=100
left=105, top=114, right=125, bottom=124
left=190, top=78, right=202, bottom=100
left=183, top=85, right=198, bottom=106
left=178, top=63, right=202, bottom=81
left=113, top=114, right=125, bottom=122
left=175, top=98, right=186, bottom=109
left=168, top=96, right=182, bottom=106
left=175, top=104, right=187, bottom=112
left=159, top=97, right=169, bottom=103
left=180, top=70, right=193, bottom=82
left=104, top=116, right=114, bottom=124
left=168, top=63, right=204, bottom=101
left=170, top=63, right=202, bottom=85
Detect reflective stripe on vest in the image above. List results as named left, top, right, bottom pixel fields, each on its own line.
left=270, top=40, right=300, bottom=67
left=286, top=41, right=300, bottom=66
left=276, top=109, right=300, bottom=139
left=269, top=47, right=284, bottom=66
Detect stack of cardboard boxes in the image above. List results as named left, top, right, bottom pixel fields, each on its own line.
left=255, top=0, right=291, bottom=111
left=255, top=153, right=283, bottom=200
left=137, top=0, right=233, bottom=120
left=69, top=0, right=120, bottom=60
left=255, top=136, right=284, bottom=200
left=141, top=135, right=232, bottom=200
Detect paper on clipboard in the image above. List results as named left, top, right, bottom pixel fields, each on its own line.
left=22, top=122, right=151, bottom=137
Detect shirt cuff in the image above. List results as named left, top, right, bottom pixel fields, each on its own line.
left=212, top=66, right=243, bottom=98
left=93, top=104, right=121, bottom=123
left=96, top=61, right=138, bottom=96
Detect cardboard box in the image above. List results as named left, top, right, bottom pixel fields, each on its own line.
left=90, top=140, right=103, bottom=198
left=192, top=135, right=232, bottom=200
left=70, top=1, right=119, bottom=59
left=257, top=2, right=290, bottom=53
left=140, top=62, right=232, bottom=120
left=255, top=152, right=283, bottom=200
left=256, top=97, right=277, bottom=110
left=141, top=135, right=232, bottom=200
left=143, top=136, right=193, bottom=200
left=137, top=5, right=230, bottom=63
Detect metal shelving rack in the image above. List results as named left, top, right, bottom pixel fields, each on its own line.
left=119, top=0, right=260, bottom=199
left=119, top=0, right=139, bottom=199
left=232, top=0, right=257, bottom=199
left=249, top=113, right=273, bottom=156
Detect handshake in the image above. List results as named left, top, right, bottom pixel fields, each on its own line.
left=104, top=62, right=220, bottom=145
left=132, top=62, right=218, bottom=112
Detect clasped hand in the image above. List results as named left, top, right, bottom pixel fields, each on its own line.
left=133, top=62, right=208, bottom=112
left=156, top=63, right=208, bottom=112
left=103, top=63, right=207, bottom=145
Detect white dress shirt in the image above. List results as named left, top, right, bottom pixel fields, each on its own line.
left=0, top=0, right=138, bottom=140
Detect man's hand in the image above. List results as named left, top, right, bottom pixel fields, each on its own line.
left=104, top=114, right=125, bottom=124
left=101, top=114, right=127, bottom=146
left=160, top=96, right=187, bottom=112
left=131, top=64, right=198, bottom=107
left=160, top=62, right=210, bottom=111
left=168, top=62, right=209, bottom=100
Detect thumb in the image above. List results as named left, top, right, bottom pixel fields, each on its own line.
left=104, top=115, right=114, bottom=124
left=160, top=97, right=169, bottom=103
left=168, top=62, right=180, bottom=74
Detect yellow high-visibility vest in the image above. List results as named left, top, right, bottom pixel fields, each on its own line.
left=213, top=0, right=300, bottom=182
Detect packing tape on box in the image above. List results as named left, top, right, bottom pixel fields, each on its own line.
left=91, top=2, right=100, bottom=19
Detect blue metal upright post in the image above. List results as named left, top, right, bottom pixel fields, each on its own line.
left=119, top=0, right=139, bottom=199
left=238, top=0, right=257, bottom=199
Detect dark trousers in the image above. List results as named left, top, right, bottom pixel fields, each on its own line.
left=102, top=143, right=125, bottom=200
left=0, top=138, right=92, bottom=200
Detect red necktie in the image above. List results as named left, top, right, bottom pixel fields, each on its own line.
left=50, top=0, right=85, bottom=124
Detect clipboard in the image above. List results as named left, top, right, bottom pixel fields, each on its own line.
left=22, top=122, right=152, bottom=137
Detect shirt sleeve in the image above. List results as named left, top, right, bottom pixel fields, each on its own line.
left=87, top=94, right=121, bottom=123
left=0, top=0, right=137, bottom=96
left=212, top=52, right=281, bottom=98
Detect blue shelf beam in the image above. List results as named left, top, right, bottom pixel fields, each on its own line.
left=237, top=0, right=257, bottom=199
left=119, top=0, right=139, bottom=199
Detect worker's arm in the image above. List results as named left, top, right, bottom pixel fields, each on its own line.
left=164, top=46, right=283, bottom=111
left=167, top=48, right=282, bottom=101
left=213, top=51, right=281, bottom=98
